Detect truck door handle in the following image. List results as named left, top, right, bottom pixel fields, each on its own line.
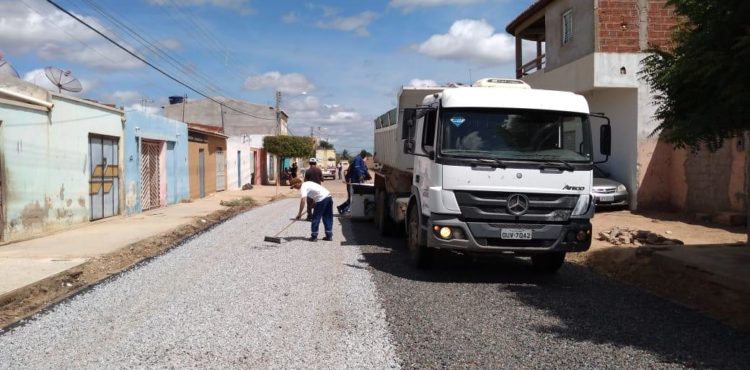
left=415, top=175, right=421, bottom=183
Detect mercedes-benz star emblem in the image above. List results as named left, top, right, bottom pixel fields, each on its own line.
left=506, top=194, right=529, bottom=216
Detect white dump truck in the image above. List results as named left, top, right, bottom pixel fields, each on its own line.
left=372, top=78, right=611, bottom=271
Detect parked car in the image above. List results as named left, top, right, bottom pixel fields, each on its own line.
left=322, top=166, right=336, bottom=180
left=592, top=165, right=629, bottom=207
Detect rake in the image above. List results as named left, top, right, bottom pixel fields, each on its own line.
left=263, top=219, right=298, bottom=244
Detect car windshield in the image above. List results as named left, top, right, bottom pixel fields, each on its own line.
left=440, top=108, right=593, bottom=163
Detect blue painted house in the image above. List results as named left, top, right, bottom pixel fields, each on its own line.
left=123, top=110, right=189, bottom=214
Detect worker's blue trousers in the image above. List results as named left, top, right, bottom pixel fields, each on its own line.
left=311, top=196, right=333, bottom=239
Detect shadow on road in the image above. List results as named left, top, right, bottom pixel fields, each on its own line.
left=338, top=217, right=750, bottom=369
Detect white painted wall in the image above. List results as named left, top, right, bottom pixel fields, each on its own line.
left=585, top=88, right=639, bottom=208
left=1, top=94, right=124, bottom=241
left=226, top=136, right=255, bottom=190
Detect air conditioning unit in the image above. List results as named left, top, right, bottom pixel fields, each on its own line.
left=472, top=78, right=530, bottom=89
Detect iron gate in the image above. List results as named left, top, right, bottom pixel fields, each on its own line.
left=140, top=141, right=161, bottom=210
left=89, top=135, right=119, bottom=220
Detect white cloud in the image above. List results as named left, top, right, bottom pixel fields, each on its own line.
left=282, top=12, right=297, bottom=24
left=243, top=71, right=315, bottom=95
left=159, top=38, right=182, bottom=50
left=408, top=78, right=439, bottom=87
left=283, top=94, right=371, bottom=152
left=102, top=90, right=143, bottom=105
left=124, top=103, right=161, bottom=115
left=413, top=19, right=516, bottom=65
left=146, top=0, right=254, bottom=15
left=0, top=1, right=143, bottom=70
left=315, top=11, right=378, bottom=37
left=390, top=0, right=483, bottom=11
left=23, top=68, right=96, bottom=95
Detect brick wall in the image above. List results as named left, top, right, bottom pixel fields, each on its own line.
left=598, top=0, right=640, bottom=52
left=597, top=0, right=676, bottom=52
left=647, top=0, right=677, bottom=49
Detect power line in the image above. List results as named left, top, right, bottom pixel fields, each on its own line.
left=76, top=0, right=227, bottom=97
left=44, top=0, right=275, bottom=121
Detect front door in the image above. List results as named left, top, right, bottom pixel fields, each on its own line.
left=237, top=150, right=242, bottom=188
left=89, top=135, right=120, bottom=220
left=140, top=141, right=161, bottom=210
left=198, top=149, right=206, bottom=198
left=216, top=148, right=226, bottom=191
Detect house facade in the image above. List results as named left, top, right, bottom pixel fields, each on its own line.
left=506, top=0, right=746, bottom=220
left=123, top=110, right=189, bottom=214
left=0, top=76, right=124, bottom=242
left=187, top=123, right=228, bottom=199
left=164, top=97, right=288, bottom=187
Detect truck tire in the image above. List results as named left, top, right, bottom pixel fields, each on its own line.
left=531, top=252, right=565, bottom=273
left=407, top=205, right=432, bottom=268
left=376, top=189, right=394, bottom=236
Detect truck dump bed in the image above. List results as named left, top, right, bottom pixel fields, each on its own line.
left=373, top=86, right=443, bottom=172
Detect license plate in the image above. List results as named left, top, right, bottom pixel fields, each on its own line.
left=501, top=229, right=532, bottom=240
left=600, top=195, right=615, bottom=202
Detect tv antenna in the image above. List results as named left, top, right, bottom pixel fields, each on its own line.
left=0, top=52, right=20, bottom=78
left=43, top=66, right=82, bottom=93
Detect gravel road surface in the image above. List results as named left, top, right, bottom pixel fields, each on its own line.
left=2, top=198, right=749, bottom=369
left=343, top=219, right=750, bottom=369
left=0, top=198, right=399, bottom=369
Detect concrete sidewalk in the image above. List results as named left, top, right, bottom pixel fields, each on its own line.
left=0, top=185, right=297, bottom=298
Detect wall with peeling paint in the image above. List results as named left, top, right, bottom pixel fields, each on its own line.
left=0, top=93, right=124, bottom=243
left=123, top=110, right=188, bottom=214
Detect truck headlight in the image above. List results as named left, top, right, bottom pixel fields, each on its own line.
left=572, top=195, right=592, bottom=216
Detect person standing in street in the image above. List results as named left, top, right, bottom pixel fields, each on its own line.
left=303, top=158, right=323, bottom=220
left=290, top=162, right=298, bottom=179
left=291, top=178, right=333, bottom=241
left=337, top=150, right=370, bottom=214
left=336, top=162, right=343, bottom=180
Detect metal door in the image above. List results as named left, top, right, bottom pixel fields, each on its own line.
left=140, top=141, right=160, bottom=210
left=89, top=136, right=120, bottom=220
left=216, top=148, right=226, bottom=191
left=198, top=149, right=206, bottom=198
left=248, top=151, right=255, bottom=184
left=237, top=151, right=242, bottom=188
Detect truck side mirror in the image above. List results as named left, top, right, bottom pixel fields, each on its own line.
left=600, top=125, right=611, bottom=156
left=403, top=140, right=415, bottom=154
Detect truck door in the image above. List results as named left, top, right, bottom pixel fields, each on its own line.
left=416, top=108, right=438, bottom=216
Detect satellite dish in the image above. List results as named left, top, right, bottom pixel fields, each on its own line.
left=0, top=54, right=19, bottom=78
left=44, top=66, right=82, bottom=93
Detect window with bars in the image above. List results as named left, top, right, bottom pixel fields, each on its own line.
left=562, top=9, right=573, bottom=44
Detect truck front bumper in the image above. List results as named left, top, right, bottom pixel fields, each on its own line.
left=426, top=215, right=592, bottom=254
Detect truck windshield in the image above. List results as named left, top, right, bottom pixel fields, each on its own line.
left=439, top=108, right=593, bottom=163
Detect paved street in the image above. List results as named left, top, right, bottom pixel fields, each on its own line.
left=1, top=199, right=749, bottom=369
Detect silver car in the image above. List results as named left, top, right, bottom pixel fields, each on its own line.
left=592, top=166, right=628, bottom=207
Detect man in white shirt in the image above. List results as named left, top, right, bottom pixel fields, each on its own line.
left=290, top=178, right=333, bottom=241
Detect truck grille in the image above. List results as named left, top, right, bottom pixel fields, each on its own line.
left=453, top=191, right=579, bottom=223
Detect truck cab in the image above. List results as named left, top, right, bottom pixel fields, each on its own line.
left=374, top=78, right=611, bottom=271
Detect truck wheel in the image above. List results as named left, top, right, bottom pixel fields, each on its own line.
left=407, top=205, right=432, bottom=268
left=531, top=252, right=566, bottom=273
left=376, top=190, right=394, bottom=236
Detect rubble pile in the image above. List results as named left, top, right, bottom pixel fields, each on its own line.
left=597, top=227, right=684, bottom=246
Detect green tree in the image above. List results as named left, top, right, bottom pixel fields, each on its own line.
left=640, top=0, right=750, bottom=239
left=319, top=140, right=334, bottom=149
left=263, top=135, right=315, bottom=193
left=340, top=149, right=351, bottom=161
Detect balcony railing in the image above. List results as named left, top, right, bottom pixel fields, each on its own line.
left=516, top=54, right=546, bottom=78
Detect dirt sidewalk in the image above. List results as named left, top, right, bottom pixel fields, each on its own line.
left=571, top=209, right=750, bottom=329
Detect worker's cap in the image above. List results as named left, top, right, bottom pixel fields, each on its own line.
left=308, top=158, right=317, bottom=164
left=289, top=178, right=302, bottom=188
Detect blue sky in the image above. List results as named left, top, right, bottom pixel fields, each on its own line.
left=1, top=0, right=536, bottom=153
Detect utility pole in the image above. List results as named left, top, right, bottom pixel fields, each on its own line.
left=140, top=98, right=154, bottom=112
left=275, top=91, right=282, bottom=135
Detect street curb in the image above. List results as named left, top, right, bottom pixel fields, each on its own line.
left=0, top=199, right=267, bottom=333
